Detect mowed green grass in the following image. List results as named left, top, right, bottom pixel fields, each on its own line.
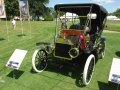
left=105, top=20, right=120, bottom=31
left=0, top=21, right=120, bottom=90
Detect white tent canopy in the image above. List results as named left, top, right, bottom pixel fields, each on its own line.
left=60, top=12, right=78, bottom=19
left=107, top=15, right=120, bottom=20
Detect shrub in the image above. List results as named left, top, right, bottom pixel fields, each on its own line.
left=44, top=15, right=53, bottom=21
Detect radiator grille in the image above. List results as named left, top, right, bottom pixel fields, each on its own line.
left=54, top=43, right=71, bottom=59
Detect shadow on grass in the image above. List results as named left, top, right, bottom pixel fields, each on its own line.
left=30, top=55, right=91, bottom=87
left=47, top=61, right=85, bottom=87
left=98, top=81, right=119, bottom=90
left=16, top=34, right=26, bottom=37
left=7, top=69, right=24, bottom=79
left=0, top=38, right=5, bottom=41
left=30, top=52, right=100, bottom=88
left=30, top=68, right=37, bottom=74
left=115, top=51, right=120, bottom=57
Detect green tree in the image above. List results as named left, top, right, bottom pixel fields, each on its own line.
left=5, top=0, right=19, bottom=20
left=112, top=8, right=120, bottom=18
left=28, top=0, right=49, bottom=21
left=4, top=0, right=50, bottom=20
left=49, top=7, right=57, bottom=18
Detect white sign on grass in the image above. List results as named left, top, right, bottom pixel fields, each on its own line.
left=108, top=58, right=120, bottom=84
left=6, top=49, right=27, bottom=70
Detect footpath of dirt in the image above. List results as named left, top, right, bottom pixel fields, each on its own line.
left=103, top=30, right=120, bottom=33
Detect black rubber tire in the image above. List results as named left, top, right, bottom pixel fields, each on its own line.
left=83, top=54, right=95, bottom=85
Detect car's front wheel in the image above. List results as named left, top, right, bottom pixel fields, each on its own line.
left=32, top=49, right=47, bottom=73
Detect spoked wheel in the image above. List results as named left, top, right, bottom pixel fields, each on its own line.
left=99, top=41, right=106, bottom=59
left=83, top=54, right=95, bottom=85
left=32, top=49, right=47, bottom=73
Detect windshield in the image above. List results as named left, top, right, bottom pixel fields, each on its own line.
left=56, top=11, right=90, bottom=32
left=55, top=5, right=93, bottom=32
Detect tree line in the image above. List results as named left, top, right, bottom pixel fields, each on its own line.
left=110, top=9, right=120, bottom=18
left=4, top=0, right=120, bottom=20
left=5, top=0, right=55, bottom=21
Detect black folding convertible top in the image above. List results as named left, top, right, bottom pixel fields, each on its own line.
left=54, top=3, right=108, bottom=16
left=54, top=3, right=108, bottom=33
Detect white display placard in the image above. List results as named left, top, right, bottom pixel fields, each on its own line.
left=6, top=49, right=27, bottom=70
left=108, top=58, right=120, bottom=84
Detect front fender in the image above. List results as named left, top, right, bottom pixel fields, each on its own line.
left=100, top=36, right=106, bottom=42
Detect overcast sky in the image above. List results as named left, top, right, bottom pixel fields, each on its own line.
left=47, top=0, right=120, bottom=13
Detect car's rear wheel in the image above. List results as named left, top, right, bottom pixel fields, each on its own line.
left=32, top=49, right=47, bottom=73
left=83, top=54, right=95, bottom=85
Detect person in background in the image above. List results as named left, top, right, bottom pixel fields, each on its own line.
left=12, top=19, right=16, bottom=30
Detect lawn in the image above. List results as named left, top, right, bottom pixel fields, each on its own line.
left=105, top=20, right=120, bottom=31
left=0, top=21, right=120, bottom=90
